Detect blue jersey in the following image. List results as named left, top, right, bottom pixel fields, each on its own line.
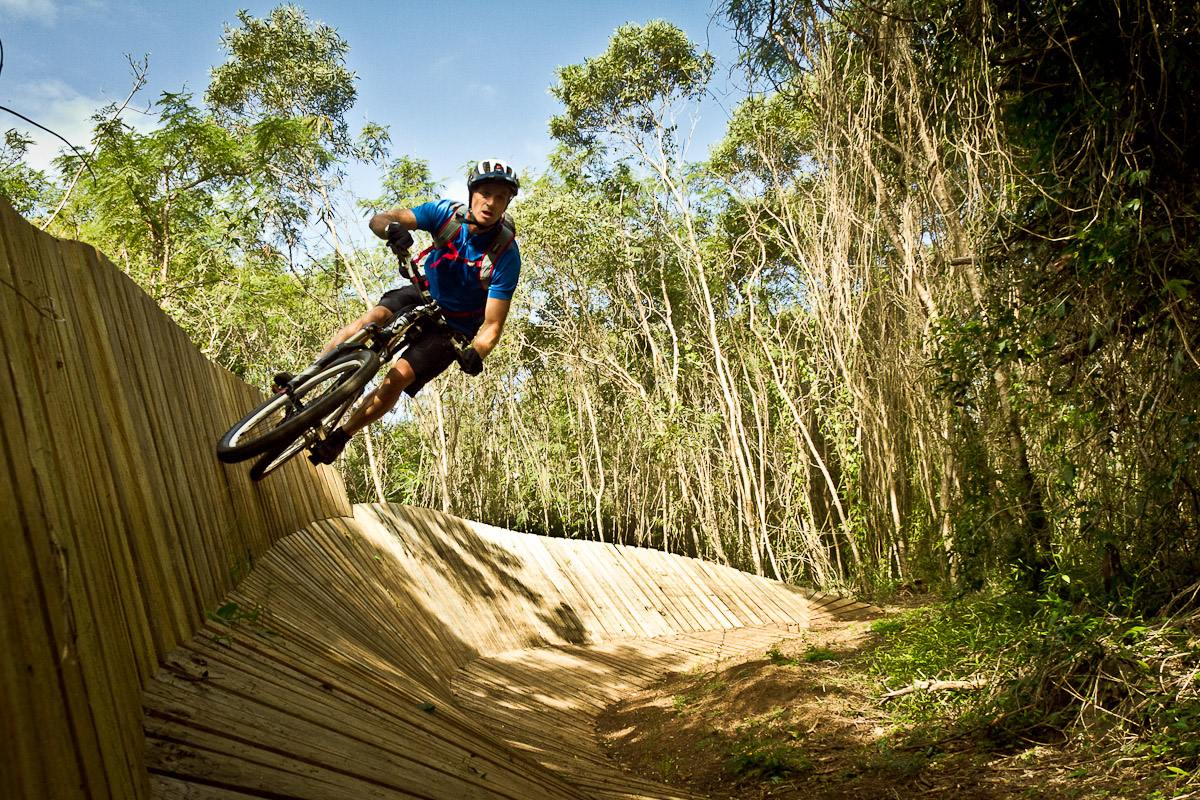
left=411, top=199, right=521, bottom=336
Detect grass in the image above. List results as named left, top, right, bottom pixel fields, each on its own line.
left=723, top=734, right=812, bottom=782
left=767, top=640, right=839, bottom=666
left=860, top=590, right=1200, bottom=794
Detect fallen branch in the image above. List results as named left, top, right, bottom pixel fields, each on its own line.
left=880, top=678, right=987, bottom=701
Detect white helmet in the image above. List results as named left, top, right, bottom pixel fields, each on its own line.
left=468, top=158, right=520, bottom=197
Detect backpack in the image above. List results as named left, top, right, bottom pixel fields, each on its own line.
left=418, top=201, right=516, bottom=289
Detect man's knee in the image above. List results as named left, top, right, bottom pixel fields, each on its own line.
left=381, top=360, right=416, bottom=397
left=344, top=305, right=392, bottom=338
left=325, top=305, right=393, bottom=355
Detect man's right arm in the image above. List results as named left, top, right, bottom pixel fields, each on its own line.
left=368, top=208, right=418, bottom=239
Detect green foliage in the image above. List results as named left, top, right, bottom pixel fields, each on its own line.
left=549, top=20, right=714, bottom=151
left=767, top=641, right=836, bottom=664
left=208, top=600, right=262, bottom=625
left=56, top=91, right=249, bottom=272
left=724, top=734, right=811, bottom=782
left=709, top=90, right=815, bottom=186
left=0, top=130, right=55, bottom=217
left=867, top=594, right=1200, bottom=772
left=358, top=155, right=443, bottom=215
left=720, top=0, right=808, bottom=85
left=765, top=645, right=797, bottom=666
left=206, top=4, right=357, bottom=155
left=30, top=5, right=394, bottom=394
left=915, top=0, right=1200, bottom=597
left=869, top=596, right=1032, bottom=722
left=804, top=645, right=836, bottom=662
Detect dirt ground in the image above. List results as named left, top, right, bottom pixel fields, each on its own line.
left=595, top=600, right=1169, bottom=800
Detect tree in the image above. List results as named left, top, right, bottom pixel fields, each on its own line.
left=206, top=5, right=357, bottom=155
left=0, top=130, right=54, bottom=217
left=358, top=155, right=442, bottom=215
left=205, top=4, right=387, bottom=252
left=550, top=20, right=714, bottom=155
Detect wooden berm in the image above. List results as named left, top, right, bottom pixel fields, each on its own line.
left=1, top=201, right=876, bottom=799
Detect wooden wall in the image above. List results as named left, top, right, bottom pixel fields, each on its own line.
left=0, top=201, right=351, bottom=799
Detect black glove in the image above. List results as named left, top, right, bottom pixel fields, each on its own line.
left=459, top=347, right=484, bottom=376
left=385, top=222, right=413, bottom=255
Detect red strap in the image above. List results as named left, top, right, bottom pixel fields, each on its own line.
left=442, top=306, right=485, bottom=318
left=415, top=239, right=485, bottom=317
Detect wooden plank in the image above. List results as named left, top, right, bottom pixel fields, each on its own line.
left=584, top=543, right=673, bottom=639
left=493, top=526, right=607, bottom=645
left=603, top=547, right=696, bottom=635
left=145, top=632, right=587, bottom=800
left=1, top=212, right=125, bottom=800
left=608, top=545, right=712, bottom=635
left=41, top=236, right=153, bottom=798
left=683, top=561, right=768, bottom=628
left=321, top=516, right=477, bottom=673
left=542, top=538, right=631, bottom=641
left=146, top=683, right=500, bottom=799
left=66, top=242, right=175, bottom=674
left=0, top=205, right=93, bottom=799
left=149, top=773, right=275, bottom=799
left=0, top=435, right=84, bottom=799
left=623, top=549, right=709, bottom=633
left=90, top=252, right=196, bottom=651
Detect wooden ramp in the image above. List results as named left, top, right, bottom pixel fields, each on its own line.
left=1, top=202, right=878, bottom=799
left=143, top=504, right=877, bottom=799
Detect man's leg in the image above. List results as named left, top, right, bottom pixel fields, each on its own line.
left=308, top=358, right=417, bottom=465
left=278, top=304, right=395, bottom=390
left=322, top=305, right=394, bottom=358
left=342, top=358, right=417, bottom=436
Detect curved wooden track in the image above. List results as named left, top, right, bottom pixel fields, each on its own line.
left=143, top=505, right=877, bottom=799
left=1, top=201, right=877, bottom=800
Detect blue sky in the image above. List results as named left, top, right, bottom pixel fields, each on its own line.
left=1, top=0, right=746, bottom=204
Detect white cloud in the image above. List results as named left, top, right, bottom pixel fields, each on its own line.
left=5, top=80, right=102, bottom=174
left=0, top=0, right=60, bottom=24
left=4, top=70, right=160, bottom=176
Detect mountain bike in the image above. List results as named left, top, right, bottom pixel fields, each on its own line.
left=215, top=227, right=472, bottom=480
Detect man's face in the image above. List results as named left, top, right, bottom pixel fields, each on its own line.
left=469, top=181, right=514, bottom=228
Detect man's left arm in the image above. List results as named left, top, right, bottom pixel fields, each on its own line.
left=471, top=297, right=510, bottom=359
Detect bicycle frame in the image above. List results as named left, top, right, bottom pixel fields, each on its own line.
left=274, top=283, right=470, bottom=437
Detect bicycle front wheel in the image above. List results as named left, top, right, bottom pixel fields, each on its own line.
left=247, top=387, right=357, bottom=481
left=247, top=436, right=309, bottom=481
left=216, top=349, right=380, bottom=463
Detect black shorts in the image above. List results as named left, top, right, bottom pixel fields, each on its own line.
left=378, top=284, right=461, bottom=396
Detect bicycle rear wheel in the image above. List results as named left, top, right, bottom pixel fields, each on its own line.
left=216, top=349, right=380, bottom=463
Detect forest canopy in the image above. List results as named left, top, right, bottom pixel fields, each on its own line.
left=4, top=1, right=1198, bottom=609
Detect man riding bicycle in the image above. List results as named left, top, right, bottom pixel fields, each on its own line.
left=305, top=158, right=522, bottom=465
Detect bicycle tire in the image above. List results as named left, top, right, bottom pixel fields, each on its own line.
left=216, top=349, right=380, bottom=463
left=247, top=387, right=358, bottom=481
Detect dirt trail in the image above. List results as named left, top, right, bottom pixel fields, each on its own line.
left=596, top=600, right=1161, bottom=799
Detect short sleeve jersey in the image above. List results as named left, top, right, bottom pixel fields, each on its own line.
left=411, top=199, right=521, bottom=336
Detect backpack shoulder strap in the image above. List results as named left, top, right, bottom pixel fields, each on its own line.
left=431, top=201, right=467, bottom=249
